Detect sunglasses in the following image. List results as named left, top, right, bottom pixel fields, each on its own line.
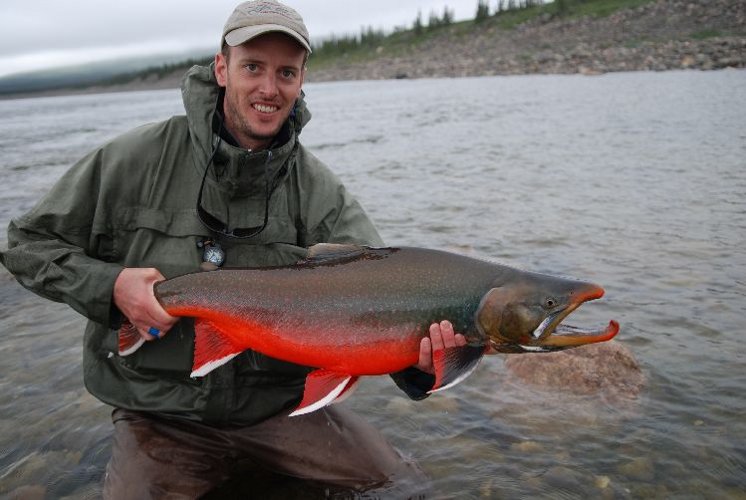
left=195, top=133, right=272, bottom=239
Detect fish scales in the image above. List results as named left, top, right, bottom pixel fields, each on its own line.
left=155, top=248, right=501, bottom=373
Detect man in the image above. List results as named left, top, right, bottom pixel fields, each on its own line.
left=0, top=1, right=465, bottom=497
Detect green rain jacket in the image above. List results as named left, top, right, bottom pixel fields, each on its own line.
left=0, top=64, right=427, bottom=425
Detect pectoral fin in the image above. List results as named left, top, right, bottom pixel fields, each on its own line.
left=289, top=370, right=359, bottom=417
left=191, top=319, right=242, bottom=378
left=428, top=344, right=486, bottom=394
left=118, top=321, right=145, bottom=356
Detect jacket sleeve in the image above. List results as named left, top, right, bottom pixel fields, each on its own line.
left=294, top=147, right=383, bottom=248
left=305, top=181, right=384, bottom=247
left=0, top=147, right=124, bottom=326
left=390, top=367, right=436, bottom=400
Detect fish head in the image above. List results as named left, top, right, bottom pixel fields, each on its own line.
left=476, top=272, right=619, bottom=353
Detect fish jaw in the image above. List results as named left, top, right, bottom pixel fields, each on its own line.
left=479, top=278, right=619, bottom=353
left=493, top=319, right=620, bottom=353
left=525, top=283, right=619, bottom=349
left=537, top=319, right=620, bottom=348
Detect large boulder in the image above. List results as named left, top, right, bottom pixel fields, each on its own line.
left=503, top=341, right=644, bottom=402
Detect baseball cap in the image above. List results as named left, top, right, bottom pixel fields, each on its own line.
left=222, top=0, right=312, bottom=53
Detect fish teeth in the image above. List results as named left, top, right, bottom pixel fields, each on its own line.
left=532, top=316, right=554, bottom=340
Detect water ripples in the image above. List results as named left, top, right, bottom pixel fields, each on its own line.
left=1, top=70, right=745, bottom=497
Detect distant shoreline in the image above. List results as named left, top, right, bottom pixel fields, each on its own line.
left=2, top=0, right=744, bottom=101
left=305, top=0, right=745, bottom=82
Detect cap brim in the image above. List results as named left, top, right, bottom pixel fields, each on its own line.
left=224, top=24, right=312, bottom=53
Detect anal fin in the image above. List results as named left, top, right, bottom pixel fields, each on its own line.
left=428, top=344, right=486, bottom=394
left=289, top=370, right=357, bottom=417
left=191, top=319, right=242, bottom=378
left=331, top=376, right=360, bottom=405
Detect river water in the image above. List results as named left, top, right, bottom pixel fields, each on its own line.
left=1, top=69, right=744, bottom=498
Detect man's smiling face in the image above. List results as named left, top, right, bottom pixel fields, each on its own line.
left=215, top=32, right=306, bottom=151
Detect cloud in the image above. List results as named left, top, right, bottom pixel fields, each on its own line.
left=0, top=0, right=480, bottom=77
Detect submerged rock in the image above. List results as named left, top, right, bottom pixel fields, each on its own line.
left=503, top=341, right=645, bottom=402
left=618, top=456, right=655, bottom=481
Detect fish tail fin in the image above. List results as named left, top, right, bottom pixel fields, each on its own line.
left=289, top=370, right=357, bottom=417
left=428, top=344, right=486, bottom=394
left=118, top=321, right=145, bottom=356
left=190, top=319, right=243, bottom=378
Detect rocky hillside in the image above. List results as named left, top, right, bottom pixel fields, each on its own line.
left=306, top=0, right=745, bottom=81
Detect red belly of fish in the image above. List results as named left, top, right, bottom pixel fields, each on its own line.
left=172, top=304, right=422, bottom=375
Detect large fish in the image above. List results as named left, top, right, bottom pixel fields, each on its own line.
left=119, top=245, right=619, bottom=416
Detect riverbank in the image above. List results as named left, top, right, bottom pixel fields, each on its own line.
left=307, top=0, right=745, bottom=81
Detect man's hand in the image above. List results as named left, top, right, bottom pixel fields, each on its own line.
left=113, top=268, right=178, bottom=341
left=414, top=320, right=467, bottom=375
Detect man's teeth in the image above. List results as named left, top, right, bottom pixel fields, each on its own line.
left=254, top=104, right=278, bottom=113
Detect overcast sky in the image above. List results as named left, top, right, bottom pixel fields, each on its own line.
left=0, top=0, right=484, bottom=78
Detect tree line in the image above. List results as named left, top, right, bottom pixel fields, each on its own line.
left=313, top=0, right=561, bottom=58
left=476, top=0, right=547, bottom=21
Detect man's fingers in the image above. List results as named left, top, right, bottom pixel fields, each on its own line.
left=137, top=326, right=161, bottom=342
left=114, top=267, right=178, bottom=342
left=419, top=337, right=433, bottom=372
left=123, top=302, right=177, bottom=342
left=138, top=306, right=180, bottom=341
left=146, top=279, right=177, bottom=326
left=145, top=292, right=178, bottom=333
left=429, top=322, right=445, bottom=352
left=438, top=320, right=458, bottom=348
left=430, top=320, right=467, bottom=349
left=135, top=318, right=175, bottom=341
left=417, top=320, right=467, bottom=374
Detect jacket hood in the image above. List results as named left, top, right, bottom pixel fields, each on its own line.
left=180, top=63, right=312, bottom=225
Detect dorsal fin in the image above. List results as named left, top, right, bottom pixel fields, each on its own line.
left=307, top=243, right=366, bottom=260
left=302, top=244, right=395, bottom=266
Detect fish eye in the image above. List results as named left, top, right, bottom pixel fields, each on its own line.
left=544, top=297, right=557, bottom=309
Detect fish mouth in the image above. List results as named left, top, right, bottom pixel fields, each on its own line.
left=533, top=317, right=620, bottom=349
left=493, top=285, right=619, bottom=353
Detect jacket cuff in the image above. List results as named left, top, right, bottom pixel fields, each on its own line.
left=390, top=367, right=435, bottom=401
left=85, top=263, right=125, bottom=327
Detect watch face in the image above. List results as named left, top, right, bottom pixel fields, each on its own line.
left=203, top=243, right=225, bottom=267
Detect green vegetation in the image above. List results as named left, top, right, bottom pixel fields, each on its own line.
left=475, top=1, right=491, bottom=22
left=691, top=29, right=722, bottom=40
left=555, top=0, right=656, bottom=18
left=308, top=0, right=658, bottom=70
left=308, top=6, right=456, bottom=68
